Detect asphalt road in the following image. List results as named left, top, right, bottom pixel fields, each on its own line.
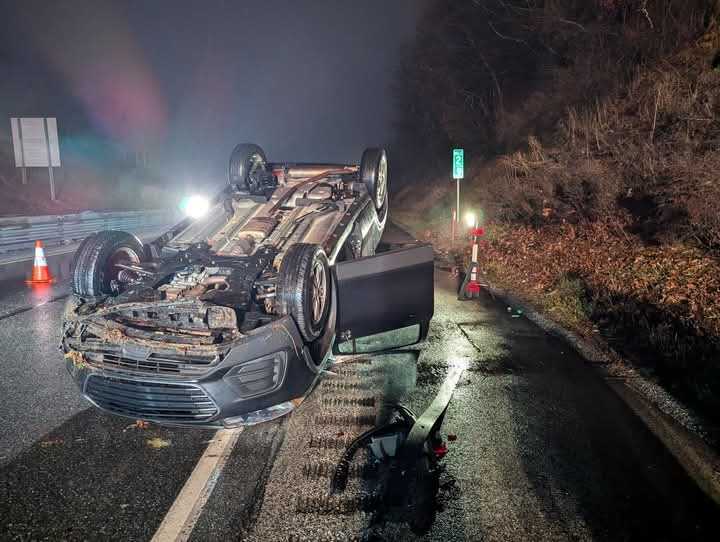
left=1, top=225, right=719, bottom=541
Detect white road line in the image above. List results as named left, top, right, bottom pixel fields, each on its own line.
left=151, top=428, right=243, bottom=542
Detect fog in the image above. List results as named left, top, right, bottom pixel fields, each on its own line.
left=0, top=0, right=424, bottom=193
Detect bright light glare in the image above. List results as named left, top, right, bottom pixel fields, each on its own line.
left=181, top=195, right=210, bottom=219
left=464, top=211, right=477, bottom=228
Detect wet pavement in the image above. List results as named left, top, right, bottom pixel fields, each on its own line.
left=1, top=226, right=719, bottom=540
left=1, top=410, right=213, bottom=540
left=364, top=273, right=720, bottom=541
left=0, top=277, right=76, bottom=463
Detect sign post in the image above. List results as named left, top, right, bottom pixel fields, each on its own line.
left=452, top=148, right=464, bottom=244
left=10, top=117, right=61, bottom=201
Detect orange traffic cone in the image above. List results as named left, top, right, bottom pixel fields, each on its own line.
left=26, top=240, right=54, bottom=285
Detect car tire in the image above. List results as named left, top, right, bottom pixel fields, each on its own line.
left=69, top=232, right=98, bottom=276
left=277, top=243, right=330, bottom=342
left=360, top=147, right=388, bottom=212
left=228, top=143, right=267, bottom=192
left=72, top=230, right=144, bottom=297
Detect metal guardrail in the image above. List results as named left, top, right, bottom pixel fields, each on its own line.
left=0, top=210, right=177, bottom=254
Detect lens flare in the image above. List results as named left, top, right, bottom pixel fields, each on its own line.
left=464, top=211, right=477, bottom=228
left=180, top=195, right=210, bottom=219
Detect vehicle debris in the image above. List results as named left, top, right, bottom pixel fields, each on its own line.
left=331, top=365, right=465, bottom=533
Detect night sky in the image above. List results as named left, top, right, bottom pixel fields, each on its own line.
left=0, top=0, right=424, bottom=184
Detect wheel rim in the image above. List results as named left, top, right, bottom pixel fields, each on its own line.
left=247, top=153, right=262, bottom=174
left=230, top=150, right=265, bottom=186
left=245, top=153, right=265, bottom=190
left=310, top=257, right=327, bottom=325
left=375, top=154, right=387, bottom=209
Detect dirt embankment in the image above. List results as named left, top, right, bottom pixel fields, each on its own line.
left=0, top=167, right=172, bottom=217
left=0, top=140, right=172, bottom=216
left=394, top=26, right=720, bottom=423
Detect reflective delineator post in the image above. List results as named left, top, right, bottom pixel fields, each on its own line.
left=459, top=227, right=484, bottom=300
left=25, top=240, right=54, bottom=285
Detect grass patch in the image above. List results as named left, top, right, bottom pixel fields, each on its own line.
left=542, top=274, right=592, bottom=330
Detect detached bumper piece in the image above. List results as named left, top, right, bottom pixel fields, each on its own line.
left=85, top=376, right=219, bottom=423
left=331, top=365, right=465, bottom=534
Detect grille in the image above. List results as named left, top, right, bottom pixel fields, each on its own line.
left=85, top=375, right=219, bottom=423
left=85, top=350, right=219, bottom=377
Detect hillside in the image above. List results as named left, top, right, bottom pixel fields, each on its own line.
left=394, top=1, right=720, bottom=422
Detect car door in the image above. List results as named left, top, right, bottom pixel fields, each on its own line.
left=332, top=244, right=434, bottom=354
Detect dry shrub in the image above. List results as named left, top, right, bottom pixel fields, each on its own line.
left=481, top=136, right=620, bottom=226
left=545, top=273, right=592, bottom=328
left=397, top=1, right=720, bottom=252
left=396, top=3, right=720, bottom=421
left=491, top=23, right=720, bottom=251
left=606, top=29, right=720, bottom=249
left=395, top=0, right=713, bottom=173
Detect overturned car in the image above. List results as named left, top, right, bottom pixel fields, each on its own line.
left=61, top=144, right=434, bottom=428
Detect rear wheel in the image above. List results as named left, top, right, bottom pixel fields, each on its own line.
left=72, top=230, right=144, bottom=296
left=228, top=143, right=267, bottom=193
left=360, top=147, right=388, bottom=212
left=277, top=243, right=330, bottom=342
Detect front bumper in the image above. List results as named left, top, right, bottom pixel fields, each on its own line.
left=64, top=316, right=323, bottom=428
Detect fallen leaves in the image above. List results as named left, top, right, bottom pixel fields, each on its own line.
left=64, top=350, right=86, bottom=369
left=146, top=437, right=171, bottom=449
left=123, top=420, right=151, bottom=432
left=470, top=221, right=720, bottom=340
left=40, top=438, right=64, bottom=448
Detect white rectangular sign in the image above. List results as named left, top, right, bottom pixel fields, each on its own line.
left=10, top=117, right=61, bottom=167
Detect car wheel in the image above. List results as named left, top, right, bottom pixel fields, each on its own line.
left=72, top=230, right=144, bottom=297
left=277, top=243, right=330, bottom=342
left=69, top=232, right=98, bottom=276
left=360, top=147, right=388, bottom=212
left=228, top=143, right=267, bottom=192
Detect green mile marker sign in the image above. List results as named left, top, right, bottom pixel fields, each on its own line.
left=453, top=148, right=464, bottom=179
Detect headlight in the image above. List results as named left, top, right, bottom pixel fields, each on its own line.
left=180, top=195, right=210, bottom=219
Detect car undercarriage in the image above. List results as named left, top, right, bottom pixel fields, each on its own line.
left=59, top=144, right=433, bottom=427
